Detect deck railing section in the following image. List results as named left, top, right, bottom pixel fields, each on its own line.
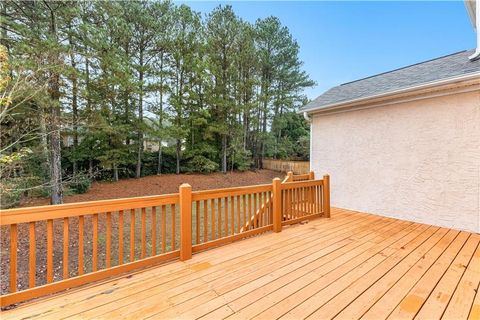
left=0, top=173, right=329, bottom=306
left=0, top=193, right=180, bottom=306
left=190, top=184, right=273, bottom=253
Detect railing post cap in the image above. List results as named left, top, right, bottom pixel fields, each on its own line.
left=273, top=177, right=282, bottom=182
left=179, top=183, right=192, bottom=188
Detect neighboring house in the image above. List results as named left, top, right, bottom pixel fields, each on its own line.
left=302, top=0, right=480, bottom=233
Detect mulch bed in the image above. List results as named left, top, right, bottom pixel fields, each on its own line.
left=1, top=170, right=281, bottom=297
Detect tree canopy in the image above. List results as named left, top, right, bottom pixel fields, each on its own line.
left=0, top=0, right=314, bottom=207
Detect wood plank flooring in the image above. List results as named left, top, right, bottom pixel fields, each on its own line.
left=1, top=208, right=479, bottom=320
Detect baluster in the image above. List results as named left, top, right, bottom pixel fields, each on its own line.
left=253, top=193, right=258, bottom=229
left=217, top=198, right=222, bottom=238
left=230, top=196, right=234, bottom=235
left=106, top=211, right=112, bottom=267
left=130, top=209, right=135, bottom=262
left=10, top=224, right=17, bottom=292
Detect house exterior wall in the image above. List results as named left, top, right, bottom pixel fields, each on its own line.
left=310, top=90, right=480, bottom=233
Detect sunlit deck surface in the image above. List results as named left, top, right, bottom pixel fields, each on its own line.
left=3, top=208, right=480, bottom=320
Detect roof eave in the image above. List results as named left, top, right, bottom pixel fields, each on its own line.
left=301, top=72, right=480, bottom=115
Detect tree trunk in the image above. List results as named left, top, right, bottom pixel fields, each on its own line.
left=70, top=43, right=78, bottom=177
left=157, top=53, right=164, bottom=175
left=222, top=134, right=227, bottom=173
left=46, top=4, right=63, bottom=205
left=136, top=51, right=144, bottom=178
left=176, top=139, right=181, bottom=174
left=113, top=163, right=119, bottom=181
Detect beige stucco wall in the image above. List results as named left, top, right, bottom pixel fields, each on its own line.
left=310, top=90, right=480, bottom=233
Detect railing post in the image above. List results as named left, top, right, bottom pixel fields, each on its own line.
left=179, top=183, right=192, bottom=261
left=323, top=174, right=330, bottom=218
left=272, top=178, right=282, bottom=232
left=287, top=171, right=293, bottom=182
left=309, top=170, right=315, bottom=180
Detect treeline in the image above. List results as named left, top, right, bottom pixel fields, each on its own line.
left=0, top=1, right=313, bottom=206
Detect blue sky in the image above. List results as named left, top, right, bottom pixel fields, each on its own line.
left=179, top=1, right=476, bottom=100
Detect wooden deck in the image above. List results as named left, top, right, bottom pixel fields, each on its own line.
left=2, top=208, right=479, bottom=320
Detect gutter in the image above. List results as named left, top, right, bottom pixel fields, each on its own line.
left=301, top=72, right=480, bottom=115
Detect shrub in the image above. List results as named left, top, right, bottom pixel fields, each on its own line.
left=183, top=155, right=219, bottom=173
left=69, top=172, right=92, bottom=194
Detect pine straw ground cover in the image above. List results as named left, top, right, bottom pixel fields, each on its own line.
left=1, top=170, right=280, bottom=297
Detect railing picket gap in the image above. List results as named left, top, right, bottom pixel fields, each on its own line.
left=130, top=209, right=135, bottom=262
left=151, top=207, right=157, bottom=256
left=78, top=216, right=84, bottom=276
left=29, top=222, right=36, bottom=287
left=62, top=218, right=69, bottom=279
left=161, top=205, right=166, bottom=253
left=224, top=197, right=228, bottom=236
left=210, top=199, right=215, bottom=241
left=106, top=212, right=112, bottom=267
left=236, top=195, right=240, bottom=234
left=47, top=219, right=54, bottom=282
left=118, top=210, right=124, bottom=264
left=242, top=195, right=246, bottom=231
left=141, top=208, right=146, bottom=259
left=195, top=201, right=200, bottom=245
left=248, top=194, right=252, bottom=231
left=171, top=204, right=176, bottom=251
left=92, top=214, right=98, bottom=272
left=217, top=198, right=222, bottom=239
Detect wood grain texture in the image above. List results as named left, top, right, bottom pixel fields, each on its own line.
left=4, top=208, right=476, bottom=320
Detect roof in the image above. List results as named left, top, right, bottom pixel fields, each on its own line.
left=302, top=49, right=480, bottom=113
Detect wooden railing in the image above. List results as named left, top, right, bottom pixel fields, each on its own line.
left=0, top=173, right=330, bottom=306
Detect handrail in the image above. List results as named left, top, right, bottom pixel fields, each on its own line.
left=0, top=173, right=330, bottom=307
left=0, top=193, right=180, bottom=225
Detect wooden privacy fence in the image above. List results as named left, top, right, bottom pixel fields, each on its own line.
left=262, top=159, right=310, bottom=174
left=0, top=172, right=330, bottom=307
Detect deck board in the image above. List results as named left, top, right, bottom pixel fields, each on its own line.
left=2, top=208, right=479, bottom=320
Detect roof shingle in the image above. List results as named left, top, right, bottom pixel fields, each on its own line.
left=302, top=49, right=480, bottom=112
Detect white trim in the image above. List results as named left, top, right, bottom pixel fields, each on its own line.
left=309, top=83, right=480, bottom=117
left=303, top=72, right=480, bottom=115
left=465, top=0, right=476, bottom=29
